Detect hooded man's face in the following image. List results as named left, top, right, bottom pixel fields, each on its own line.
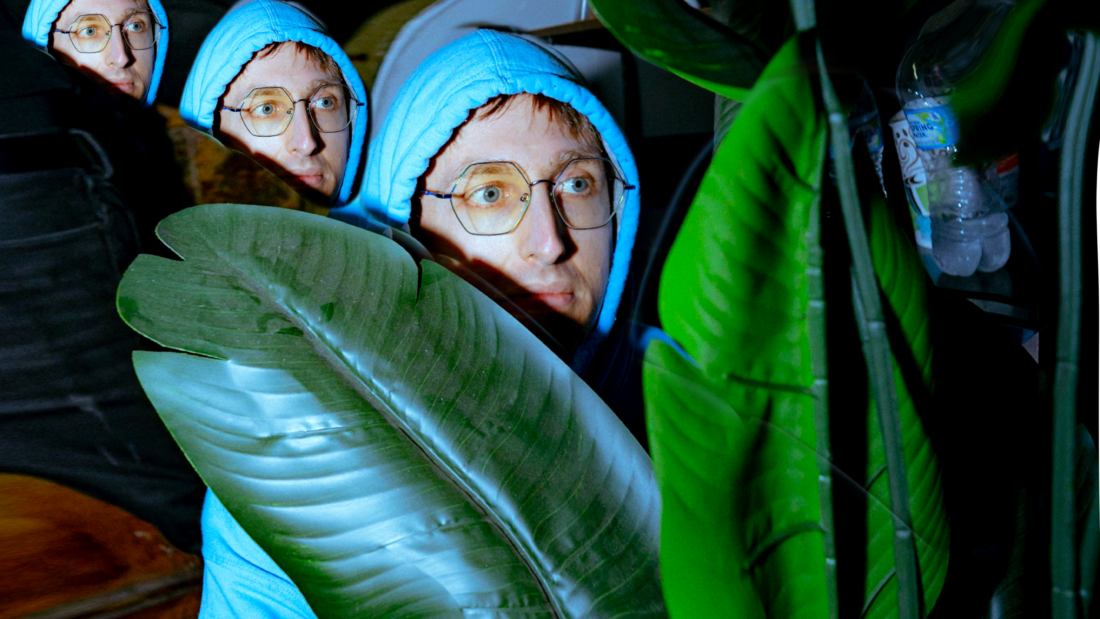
left=217, top=44, right=350, bottom=204
left=417, top=95, right=615, bottom=355
left=50, top=0, right=156, bottom=102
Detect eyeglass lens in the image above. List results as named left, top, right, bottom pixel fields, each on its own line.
left=239, top=86, right=357, bottom=137
left=450, top=160, right=623, bottom=235
left=66, top=13, right=158, bottom=53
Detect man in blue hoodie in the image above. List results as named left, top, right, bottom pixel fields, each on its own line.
left=180, top=0, right=367, bottom=206
left=334, top=30, right=639, bottom=377
left=23, top=0, right=169, bottom=106
left=335, top=29, right=654, bottom=446
left=197, top=30, right=647, bottom=618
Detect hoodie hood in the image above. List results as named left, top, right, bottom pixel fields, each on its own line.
left=179, top=0, right=367, bottom=206
left=22, top=0, right=169, bottom=107
left=330, top=30, right=640, bottom=368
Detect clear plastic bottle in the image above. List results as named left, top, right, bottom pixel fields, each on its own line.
left=849, top=83, right=887, bottom=194
left=896, top=0, right=1015, bottom=276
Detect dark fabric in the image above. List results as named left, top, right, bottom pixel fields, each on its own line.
left=1, top=6, right=203, bottom=553
left=0, top=398, right=208, bottom=551
left=0, top=167, right=144, bottom=412
left=585, top=318, right=650, bottom=453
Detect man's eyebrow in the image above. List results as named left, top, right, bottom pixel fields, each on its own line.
left=120, top=6, right=149, bottom=19
left=551, top=149, right=602, bottom=167
left=441, top=150, right=603, bottom=185
left=66, top=6, right=145, bottom=21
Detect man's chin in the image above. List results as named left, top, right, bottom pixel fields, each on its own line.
left=281, top=177, right=334, bottom=206
left=81, top=69, right=143, bottom=101
left=501, top=304, right=585, bottom=359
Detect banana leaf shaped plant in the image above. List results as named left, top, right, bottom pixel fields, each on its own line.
left=590, top=0, right=951, bottom=617
left=946, top=2, right=1100, bottom=614
left=116, top=204, right=667, bottom=618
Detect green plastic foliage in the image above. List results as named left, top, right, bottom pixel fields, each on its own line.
left=645, top=37, right=948, bottom=618
left=951, top=0, right=1047, bottom=111
left=589, top=0, right=767, bottom=100
left=117, top=205, right=666, bottom=619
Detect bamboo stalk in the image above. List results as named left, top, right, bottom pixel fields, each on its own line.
left=813, top=39, right=921, bottom=619
left=1073, top=433, right=1100, bottom=615
left=1052, top=30, right=1099, bottom=619
left=787, top=4, right=838, bottom=618
left=807, top=154, right=840, bottom=619
left=789, top=0, right=816, bottom=32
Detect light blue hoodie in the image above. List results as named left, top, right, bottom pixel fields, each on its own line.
left=330, top=30, right=640, bottom=368
left=22, top=0, right=169, bottom=107
left=179, top=0, right=367, bottom=206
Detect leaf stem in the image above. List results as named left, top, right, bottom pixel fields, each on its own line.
left=1080, top=488, right=1098, bottom=619
left=790, top=9, right=837, bottom=619
left=1052, top=30, right=1099, bottom=619
left=813, top=38, right=921, bottom=619
left=806, top=140, right=839, bottom=619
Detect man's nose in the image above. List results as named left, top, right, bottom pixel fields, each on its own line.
left=285, top=102, right=319, bottom=155
left=104, top=26, right=132, bottom=67
left=518, top=183, right=566, bottom=265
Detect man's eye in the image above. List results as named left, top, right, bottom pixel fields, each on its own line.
left=559, top=178, right=591, bottom=195
left=469, top=185, right=505, bottom=206
left=126, top=21, right=145, bottom=32
left=78, top=26, right=98, bottom=38
left=312, top=96, right=336, bottom=111
left=251, top=102, right=278, bottom=117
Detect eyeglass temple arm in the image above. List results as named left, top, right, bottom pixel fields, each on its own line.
left=419, top=190, right=454, bottom=200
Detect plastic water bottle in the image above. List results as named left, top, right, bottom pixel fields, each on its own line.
left=849, top=84, right=887, bottom=194
left=827, top=84, right=886, bottom=193
left=896, top=0, right=1014, bottom=276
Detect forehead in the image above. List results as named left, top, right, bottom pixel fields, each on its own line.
left=227, top=45, right=338, bottom=99
left=58, top=0, right=146, bottom=19
left=440, top=99, right=600, bottom=178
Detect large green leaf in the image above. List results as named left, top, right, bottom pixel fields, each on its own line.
left=117, top=204, right=666, bottom=618
left=644, top=36, right=949, bottom=618
left=589, top=0, right=768, bottom=100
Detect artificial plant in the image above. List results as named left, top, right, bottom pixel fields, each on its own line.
left=117, top=204, right=667, bottom=618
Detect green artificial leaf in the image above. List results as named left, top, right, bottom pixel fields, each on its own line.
left=946, top=0, right=1098, bottom=164
left=117, top=204, right=666, bottom=618
left=644, top=35, right=949, bottom=618
left=949, top=0, right=1049, bottom=118
left=710, top=0, right=794, bottom=58
left=589, top=0, right=770, bottom=100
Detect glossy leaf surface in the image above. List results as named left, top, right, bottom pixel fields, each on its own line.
left=589, top=0, right=768, bottom=100
left=118, top=204, right=665, bottom=618
left=645, top=37, right=949, bottom=618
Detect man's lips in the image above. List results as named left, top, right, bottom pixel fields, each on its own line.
left=510, top=290, right=576, bottom=311
left=280, top=173, right=326, bottom=189
left=104, top=80, right=134, bottom=93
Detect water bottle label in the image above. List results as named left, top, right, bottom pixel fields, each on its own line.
left=916, top=214, right=932, bottom=249
left=991, top=152, right=1019, bottom=208
left=904, top=105, right=960, bottom=149
left=889, top=110, right=930, bottom=216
